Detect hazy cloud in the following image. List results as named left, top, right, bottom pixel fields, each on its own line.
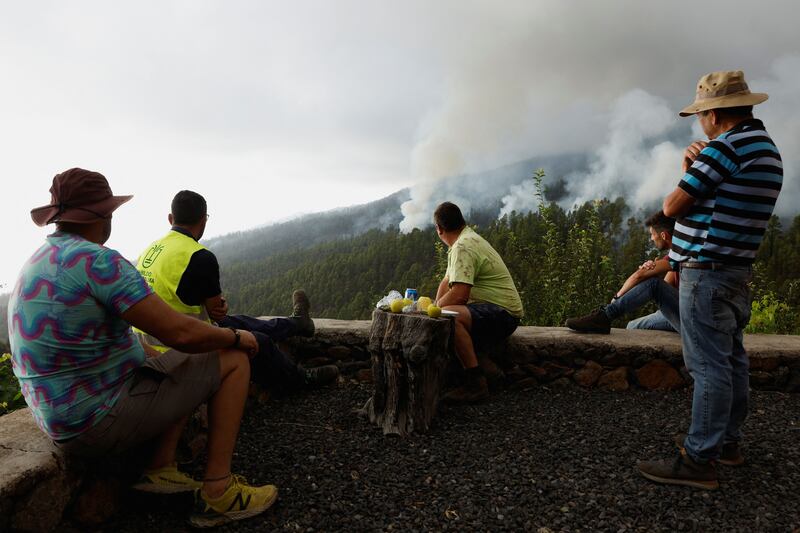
left=2, top=0, right=799, bottom=286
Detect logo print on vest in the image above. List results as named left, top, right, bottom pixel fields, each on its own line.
left=142, top=244, right=165, bottom=268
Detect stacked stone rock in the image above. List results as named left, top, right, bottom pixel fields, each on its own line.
left=285, top=321, right=800, bottom=393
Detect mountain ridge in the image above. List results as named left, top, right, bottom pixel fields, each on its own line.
left=206, top=153, right=587, bottom=265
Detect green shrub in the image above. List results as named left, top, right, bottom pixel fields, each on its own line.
left=746, top=292, right=799, bottom=335
left=0, top=353, right=25, bottom=415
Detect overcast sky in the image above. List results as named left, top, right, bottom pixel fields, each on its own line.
left=2, top=1, right=799, bottom=290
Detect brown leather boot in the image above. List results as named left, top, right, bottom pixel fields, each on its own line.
left=637, top=450, right=718, bottom=490
left=290, top=289, right=315, bottom=337
left=442, top=369, right=489, bottom=404
left=565, top=308, right=611, bottom=334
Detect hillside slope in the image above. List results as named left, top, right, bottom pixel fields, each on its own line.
left=206, top=153, right=585, bottom=267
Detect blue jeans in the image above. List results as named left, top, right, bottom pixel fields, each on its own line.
left=217, top=315, right=306, bottom=394
left=626, top=310, right=676, bottom=332
left=604, top=277, right=680, bottom=332
left=679, top=266, right=752, bottom=463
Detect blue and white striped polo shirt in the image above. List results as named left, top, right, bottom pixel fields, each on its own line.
left=669, top=119, right=782, bottom=266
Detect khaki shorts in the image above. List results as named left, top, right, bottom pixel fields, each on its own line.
left=56, top=349, right=220, bottom=457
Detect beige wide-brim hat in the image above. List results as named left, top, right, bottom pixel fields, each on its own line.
left=679, top=70, right=768, bottom=117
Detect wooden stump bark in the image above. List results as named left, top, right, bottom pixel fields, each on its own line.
left=360, top=309, right=454, bottom=435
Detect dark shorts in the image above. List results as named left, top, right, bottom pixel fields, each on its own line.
left=468, top=303, right=520, bottom=347
left=56, top=349, right=220, bottom=457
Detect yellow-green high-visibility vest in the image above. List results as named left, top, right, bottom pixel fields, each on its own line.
left=134, top=230, right=211, bottom=352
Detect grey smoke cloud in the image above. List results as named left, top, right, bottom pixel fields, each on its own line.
left=496, top=56, right=800, bottom=220
left=2, top=0, right=800, bottom=288
left=497, top=87, right=686, bottom=219
left=399, top=1, right=800, bottom=230
left=564, top=89, right=683, bottom=209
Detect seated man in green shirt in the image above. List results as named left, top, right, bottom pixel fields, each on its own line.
left=433, top=202, right=524, bottom=403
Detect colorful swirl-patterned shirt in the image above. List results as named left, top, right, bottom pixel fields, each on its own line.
left=7, top=231, right=152, bottom=441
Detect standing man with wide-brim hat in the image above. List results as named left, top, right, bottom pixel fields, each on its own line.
left=637, top=71, right=783, bottom=489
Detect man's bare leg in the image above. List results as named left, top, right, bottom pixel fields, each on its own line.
left=203, top=348, right=250, bottom=497
left=443, top=305, right=477, bottom=369
left=148, top=414, right=190, bottom=469
left=441, top=305, right=488, bottom=402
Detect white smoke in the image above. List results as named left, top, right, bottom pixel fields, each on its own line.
left=497, top=89, right=684, bottom=217
left=397, top=14, right=543, bottom=233
left=398, top=75, right=530, bottom=232
left=559, top=56, right=800, bottom=215
left=564, top=89, right=683, bottom=209
left=399, top=181, right=440, bottom=233
left=400, top=176, right=475, bottom=232
left=498, top=179, right=539, bottom=218
left=402, top=47, right=800, bottom=231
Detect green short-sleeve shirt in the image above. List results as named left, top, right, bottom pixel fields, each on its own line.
left=446, top=227, right=524, bottom=318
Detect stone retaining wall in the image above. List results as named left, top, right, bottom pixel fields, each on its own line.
left=3, top=321, right=799, bottom=531
left=285, top=320, right=800, bottom=393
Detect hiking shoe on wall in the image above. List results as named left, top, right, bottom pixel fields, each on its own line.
left=637, top=451, right=719, bottom=490
left=442, top=375, right=490, bottom=404
left=565, top=308, right=611, bottom=334
left=291, top=290, right=311, bottom=317
left=189, top=474, right=278, bottom=528
left=290, top=289, right=315, bottom=337
left=132, top=463, right=202, bottom=494
left=674, top=433, right=745, bottom=466
left=302, top=364, right=340, bottom=388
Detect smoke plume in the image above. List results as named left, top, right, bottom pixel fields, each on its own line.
left=413, top=54, right=800, bottom=225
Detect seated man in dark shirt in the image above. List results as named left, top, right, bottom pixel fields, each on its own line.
left=135, top=190, right=338, bottom=395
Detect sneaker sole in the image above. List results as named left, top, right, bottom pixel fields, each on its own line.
left=131, top=482, right=201, bottom=494
left=718, top=456, right=745, bottom=467
left=189, top=488, right=279, bottom=528
left=637, top=468, right=719, bottom=490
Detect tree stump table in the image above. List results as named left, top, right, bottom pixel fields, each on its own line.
left=360, top=309, right=455, bottom=435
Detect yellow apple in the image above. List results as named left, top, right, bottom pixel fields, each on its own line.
left=417, top=296, right=432, bottom=311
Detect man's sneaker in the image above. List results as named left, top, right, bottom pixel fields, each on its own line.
left=442, top=375, right=490, bottom=404
left=131, top=464, right=202, bottom=494
left=189, top=474, right=278, bottom=528
left=637, top=450, right=719, bottom=490
left=290, top=290, right=315, bottom=337
left=301, top=364, right=340, bottom=388
left=565, top=308, right=611, bottom=334
left=674, top=433, right=745, bottom=466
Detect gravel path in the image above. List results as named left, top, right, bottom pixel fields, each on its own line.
left=102, top=384, right=800, bottom=532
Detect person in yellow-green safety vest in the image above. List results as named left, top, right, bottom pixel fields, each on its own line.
left=135, top=190, right=339, bottom=395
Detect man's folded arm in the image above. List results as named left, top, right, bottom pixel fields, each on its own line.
left=437, top=281, right=471, bottom=308
left=615, top=257, right=672, bottom=298
left=123, top=293, right=245, bottom=353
